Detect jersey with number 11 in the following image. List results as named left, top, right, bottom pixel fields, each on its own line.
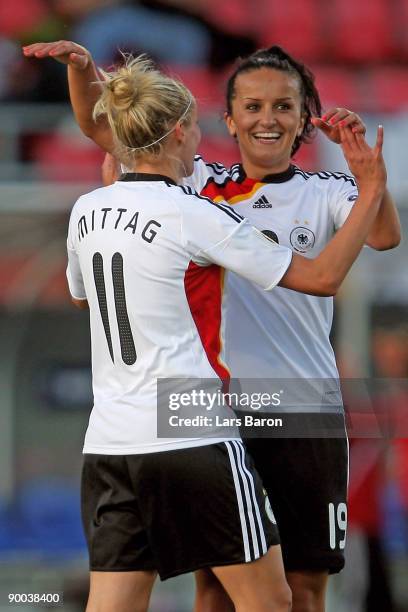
left=66, top=174, right=292, bottom=455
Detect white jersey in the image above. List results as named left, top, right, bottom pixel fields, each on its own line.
left=66, top=173, right=292, bottom=454
left=185, top=157, right=358, bottom=391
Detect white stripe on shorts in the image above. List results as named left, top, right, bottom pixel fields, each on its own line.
left=224, top=440, right=266, bottom=562
left=234, top=440, right=267, bottom=556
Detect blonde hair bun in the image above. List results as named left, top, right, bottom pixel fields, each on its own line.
left=93, top=54, right=194, bottom=163
left=107, top=74, right=139, bottom=111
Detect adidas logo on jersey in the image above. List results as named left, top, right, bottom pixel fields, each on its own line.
left=253, top=195, right=272, bottom=208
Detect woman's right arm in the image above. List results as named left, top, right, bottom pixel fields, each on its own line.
left=23, top=40, right=115, bottom=153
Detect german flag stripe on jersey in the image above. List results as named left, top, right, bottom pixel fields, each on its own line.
left=201, top=177, right=266, bottom=206
left=184, top=261, right=230, bottom=381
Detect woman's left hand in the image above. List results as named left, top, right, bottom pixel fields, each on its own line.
left=311, top=108, right=366, bottom=144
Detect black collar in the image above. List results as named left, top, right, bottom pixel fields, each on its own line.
left=118, top=172, right=177, bottom=186
left=238, top=164, right=296, bottom=184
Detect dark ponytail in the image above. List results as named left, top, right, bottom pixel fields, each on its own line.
left=226, top=45, right=322, bottom=156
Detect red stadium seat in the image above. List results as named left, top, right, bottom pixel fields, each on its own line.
left=0, top=0, right=47, bottom=37
left=393, top=0, right=408, bottom=59
left=256, top=0, right=325, bottom=63
left=165, top=66, right=224, bottom=112
left=368, top=67, right=408, bottom=113
left=32, top=131, right=104, bottom=182
left=325, top=0, right=395, bottom=63
left=201, top=0, right=254, bottom=35
left=313, top=67, right=363, bottom=113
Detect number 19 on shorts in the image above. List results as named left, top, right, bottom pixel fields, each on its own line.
left=328, top=502, right=347, bottom=550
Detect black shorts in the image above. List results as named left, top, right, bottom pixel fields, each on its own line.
left=81, top=441, right=279, bottom=580
left=243, top=420, right=348, bottom=574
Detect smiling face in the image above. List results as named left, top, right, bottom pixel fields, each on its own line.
left=225, top=67, right=306, bottom=178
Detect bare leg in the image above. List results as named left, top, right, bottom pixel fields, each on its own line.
left=86, top=570, right=157, bottom=612
left=194, top=569, right=235, bottom=612
left=211, top=545, right=292, bottom=612
left=287, top=571, right=329, bottom=612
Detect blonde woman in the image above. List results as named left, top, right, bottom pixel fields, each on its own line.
left=24, top=44, right=387, bottom=612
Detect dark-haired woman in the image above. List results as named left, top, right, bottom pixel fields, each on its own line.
left=189, top=50, right=398, bottom=612
left=23, top=41, right=400, bottom=612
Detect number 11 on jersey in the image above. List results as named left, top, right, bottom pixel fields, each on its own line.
left=93, top=252, right=137, bottom=365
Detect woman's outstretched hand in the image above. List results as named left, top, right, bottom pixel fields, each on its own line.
left=22, top=40, right=91, bottom=71
left=311, top=107, right=366, bottom=144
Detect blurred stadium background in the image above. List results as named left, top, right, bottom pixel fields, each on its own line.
left=0, top=0, right=408, bottom=610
